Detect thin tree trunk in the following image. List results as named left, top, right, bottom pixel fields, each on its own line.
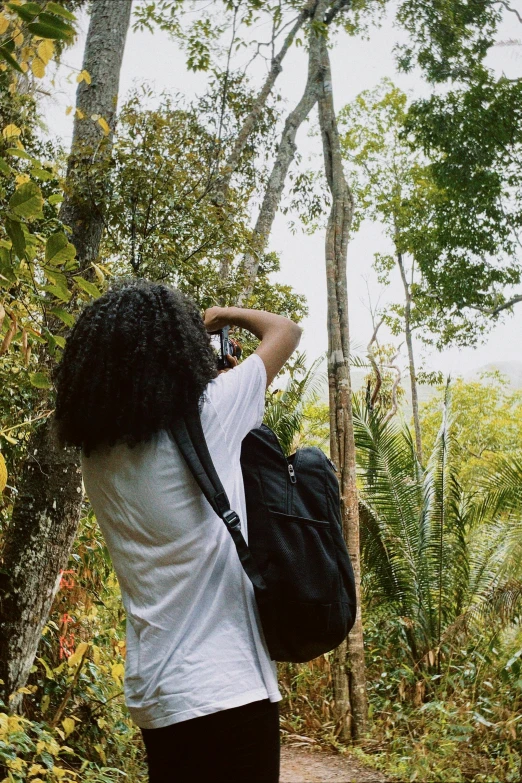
left=0, top=0, right=132, bottom=709
left=236, top=0, right=334, bottom=305
left=317, top=36, right=368, bottom=742
left=214, top=0, right=350, bottom=209
left=397, top=251, right=422, bottom=464
left=212, top=0, right=318, bottom=206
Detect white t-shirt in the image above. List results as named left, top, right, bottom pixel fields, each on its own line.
left=81, top=353, right=281, bottom=730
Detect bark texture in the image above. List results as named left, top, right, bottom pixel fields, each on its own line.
left=0, top=0, right=132, bottom=708
left=397, top=251, right=423, bottom=464
left=317, top=37, right=368, bottom=741
left=236, top=0, right=332, bottom=305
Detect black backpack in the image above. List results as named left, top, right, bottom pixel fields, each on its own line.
left=171, top=411, right=357, bottom=664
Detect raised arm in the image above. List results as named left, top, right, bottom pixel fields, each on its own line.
left=204, top=306, right=303, bottom=387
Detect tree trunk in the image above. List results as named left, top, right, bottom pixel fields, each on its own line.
left=212, top=0, right=318, bottom=206
left=0, top=0, right=132, bottom=710
left=236, top=0, right=333, bottom=305
left=397, top=251, right=422, bottom=464
left=317, top=36, right=368, bottom=742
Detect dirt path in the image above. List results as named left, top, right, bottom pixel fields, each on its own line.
left=280, top=745, right=387, bottom=783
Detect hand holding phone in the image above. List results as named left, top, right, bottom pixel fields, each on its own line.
left=209, top=326, right=242, bottom=370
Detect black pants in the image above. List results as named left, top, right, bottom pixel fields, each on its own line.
left=141, top=698, right=280, bottom=782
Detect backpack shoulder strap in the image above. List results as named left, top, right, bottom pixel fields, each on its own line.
left=170, top=408, right=267, bottom=594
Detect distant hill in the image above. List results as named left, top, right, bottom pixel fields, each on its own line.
left=464, top=361, right=522, bottom=389
left=315, top=360, right=522, bottom=424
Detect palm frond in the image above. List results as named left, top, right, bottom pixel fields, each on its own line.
left=263, top=353, right=325, bottom=455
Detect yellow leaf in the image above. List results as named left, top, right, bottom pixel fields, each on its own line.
left=7, top=757, right=25, bottom=772
left=20, top=61, right=28, bottom=73
left=13, top=28, right=23, bottom=47
left=67, top=641, right=89, bottom=668
left=0, top=452, right=7, bottom=494
left=8, top=715, right=29, bottom=730
left=97, top=117, right=110, bottom=135
left=37, top=39, right=54, bottom=66
left=111, top=662, right=125, bottom=683
left=41, top=694, right=50, bottom=714
left=76, top=69, right=91, bottom=85
left=15, top=173, right=30, bottom=186
left=29, top=764, right=46, bottom=776
left=92, top=263, right=105, bottom=284
left=75, top=108, right=84, bottom=119
left=62, top=717, right=75, bottom=737
left=31, top=57, right=45, bottom=79
left=65, top=105, right=73, bottom=116
left=2, top=124, right=21, bottom=140
left=94, top=743, right=106, bottom=764
left=0, top=14, right=9, bottom=35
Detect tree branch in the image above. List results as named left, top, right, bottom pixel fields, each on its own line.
left=473, top=293, right=522, bottom=316
left=212, top=0, right=319, bottom=205
left=236, top=0, right=331, bottom=304
left=496, top=0, right=522, bottom=24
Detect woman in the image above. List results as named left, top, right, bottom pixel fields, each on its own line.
left=53, top=279, right=302, bottom=782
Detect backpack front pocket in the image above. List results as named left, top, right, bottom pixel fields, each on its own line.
left=256, top=511, right=338, bottom=604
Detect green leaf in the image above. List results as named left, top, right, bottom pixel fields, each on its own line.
left=36, top=656, right=55, bottom=681
left=6, top=148, right=35, bottom=160
left=5, top=218, right=26, bottom=258
left=7, top=2, right=42, bottom=22
left=53, top=335, right=66, bottom=348
left=39, top=11, right=75, bottom=30
left=45, top=232, right=76, bottom=265
left=29, top=372, right=51, bottom=389
left=0, top=248, right=16, bottom=285
left=9, top=181, right=44, bottom=219
left=27, top=21, right=73, bottom=41
left=0, top=46, right=23, bottom=73
left=46, top=2, right=76, bottom=21
left=50, top=307, right=74, bottom=327
left=0, top=158, right=11, bottom=177
left=48, top=193, right=63, bottom=205
left=40, top=750, right=54, bottom=770
left=30, top=167, right=53, bottom=181
left=41, top=283, right=71, bottom=302
left=73, top=275, right=101, bottom=299
left=44, top=267, right=67, bottom=287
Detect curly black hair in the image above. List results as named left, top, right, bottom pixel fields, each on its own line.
left=53, top=279, right=218, bottom=455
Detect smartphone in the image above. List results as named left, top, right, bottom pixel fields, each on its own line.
left=209, top=326, right=230, bottom=370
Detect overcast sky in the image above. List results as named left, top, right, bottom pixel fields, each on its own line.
left=40, top=0, right=522, bottom=379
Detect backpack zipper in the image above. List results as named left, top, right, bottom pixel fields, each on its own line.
left=287, top=464, right=297, bottom=484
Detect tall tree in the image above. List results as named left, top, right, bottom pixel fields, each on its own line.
left=317, top=35, right=368, bottom=740
left=0, top=0, right=133, bottom=708
left=237, top=0, right=350, bottom=303
left=397, top=0, right=522, bottom=340
left=212, top=0, right=318, bottom=205
left=338, top=81, right=431, bottom=463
